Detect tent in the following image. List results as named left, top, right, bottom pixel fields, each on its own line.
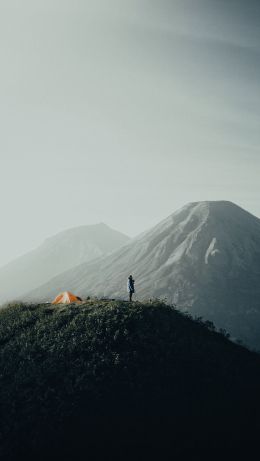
left=52, top=291, right=82, bottom=305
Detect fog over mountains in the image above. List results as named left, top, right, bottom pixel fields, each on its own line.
left=27, top=201, right=260, bottom=349
left=0, top=224, right=129, bottom=303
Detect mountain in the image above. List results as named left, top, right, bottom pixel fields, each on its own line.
left=1, top=300, right=260, bottom=459
left=27, top=201, right=260, bottom=349
left=0, top=223, right=129, bottom=303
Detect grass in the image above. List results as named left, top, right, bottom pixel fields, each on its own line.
left=0, top=299, right=260, bottom=459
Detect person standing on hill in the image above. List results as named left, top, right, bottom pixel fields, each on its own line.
left=127, top=275, right=135, bottom=302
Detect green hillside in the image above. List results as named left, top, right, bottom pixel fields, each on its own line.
left=0, top=300, right=260, bottom=459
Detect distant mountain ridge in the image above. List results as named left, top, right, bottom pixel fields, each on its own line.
left=27, top=201, right=260, bottom=349
left=0, top=223, right=129, bottom=303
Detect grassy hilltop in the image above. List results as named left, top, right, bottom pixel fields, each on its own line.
left=1, top=299, right=260, bottom=459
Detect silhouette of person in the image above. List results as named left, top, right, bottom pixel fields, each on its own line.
left=127, top=275, right=135, bottom=302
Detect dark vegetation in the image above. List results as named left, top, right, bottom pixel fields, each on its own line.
left=0, top=300, right=260, bottom=459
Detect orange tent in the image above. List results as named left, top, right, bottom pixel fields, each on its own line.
left=52, top=291, right=82, bottom=305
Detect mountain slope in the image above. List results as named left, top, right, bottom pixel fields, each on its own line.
left=0, top=223, right=129, bottom=303
left=28, top=201, right=260, bottom=349
left=1, top=300, right=260, bottom=459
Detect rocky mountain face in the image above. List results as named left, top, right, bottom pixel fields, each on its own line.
left=27, top=201, right=260, bottom=349
left=0, top=223, right=129, bottom=303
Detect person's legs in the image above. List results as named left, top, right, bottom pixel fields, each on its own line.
left=129, top=292, right=132, bottom=302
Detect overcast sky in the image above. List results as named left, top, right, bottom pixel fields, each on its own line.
left=0, top=0, right=259, bottom=266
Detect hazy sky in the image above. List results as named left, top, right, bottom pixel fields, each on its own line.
left=0, top=0, right=260, bottom=266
